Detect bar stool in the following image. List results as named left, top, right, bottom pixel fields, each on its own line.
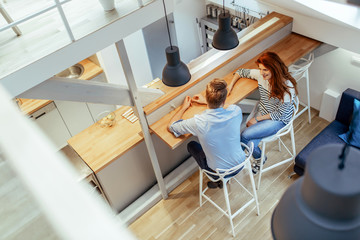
left=289, top=53, right=314, bottom=123
left=257, top=96, right=299, bottom=190
left=199, top=142, right=260, bottom=237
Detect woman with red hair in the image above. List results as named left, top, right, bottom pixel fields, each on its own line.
left=228, top=52, right=298, bottom=174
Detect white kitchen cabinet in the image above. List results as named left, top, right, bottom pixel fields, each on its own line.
left=54, top=100, right=94, bottom=136
left=90, top=72, right=106, bottom=83
left=31, top=102, right=71, bottom=150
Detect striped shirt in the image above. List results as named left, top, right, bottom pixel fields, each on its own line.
left=236, top=68, right=296, bottom=124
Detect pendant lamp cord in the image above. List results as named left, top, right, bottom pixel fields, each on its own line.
left=338, top=129, right=353, bottom=170
left=223, top=0, right=225, bottom=16
left=162, top=0, right=173, bottom=50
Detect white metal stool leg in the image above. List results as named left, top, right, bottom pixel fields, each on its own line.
left=248, top=162, right=260, bottom=215
left=199, top=168, right=203, bottom=206
left=257, top=142, right=266, bottom=190
left=223, top=181, right=235, bottom=237
left=290, top=126, right=296, bottom=158
left=305, top=69, right=311, bottom=124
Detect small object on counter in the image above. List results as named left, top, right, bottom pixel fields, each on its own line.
left=97, top=111, right=116, bottom=128
left=121, top=108, right=138, bottom=123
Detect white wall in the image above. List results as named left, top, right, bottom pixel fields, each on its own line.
left=96, top=30, right=153, bottom=88
left=123, top=30, right=154, bottom=87
left=309, top=49, right=360, bottom=110
left=173, top=0, right=206, bottom=63
left=97, top=44, right=127, bottom=86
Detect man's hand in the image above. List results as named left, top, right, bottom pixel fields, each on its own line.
left=246, top=117, right=257, bottom=127
left=192, top=94, right=207, bottom=105
left=182, top=96, right=192, bottom=109
left=168, top=96, right=192, bottom=132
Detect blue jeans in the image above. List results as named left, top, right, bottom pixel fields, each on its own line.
left=241, top=120, right=286, bottom=159
left=187, top=141, right=241, bottom=180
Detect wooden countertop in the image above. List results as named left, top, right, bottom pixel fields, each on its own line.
left=150, top=33, right=321, bottom=149
left=143, top=12, right=293, bottom=115
left=18, top=59, right=103, bottom=115
left=67, top=106, right=143, bottom=173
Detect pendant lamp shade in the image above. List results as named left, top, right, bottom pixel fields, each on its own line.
left=212, top=12, right=239, bottom=50
left=271, top=144, right=360, bottom=240
left=162, top=46, right=191, bottom=87
left=160, top=0, right=191, bottom=87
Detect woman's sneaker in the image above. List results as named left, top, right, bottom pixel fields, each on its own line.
left=252, top=156, right=267, bottom=174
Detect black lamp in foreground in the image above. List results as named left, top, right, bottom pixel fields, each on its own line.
left=212, top=0, right=239, bottom=50
left=271, top=144, right=360, bottom=239
left=161, top=0, right=190, bottom=87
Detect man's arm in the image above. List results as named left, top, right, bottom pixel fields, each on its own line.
left=192, top=94, right=207, bottom=105
left=167, top=96, right=192, bottom=132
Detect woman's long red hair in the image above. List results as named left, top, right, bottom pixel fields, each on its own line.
left=256, top=52, right=298, bottom=100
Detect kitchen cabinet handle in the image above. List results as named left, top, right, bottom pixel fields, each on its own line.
left=35, top=112, right=46, bottom=120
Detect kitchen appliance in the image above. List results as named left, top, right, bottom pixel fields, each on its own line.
left=211, top=6, right=218, bottom=18
left=206, top=4, right=213, bottom=17
left=60, top=145, right=110, bottom=205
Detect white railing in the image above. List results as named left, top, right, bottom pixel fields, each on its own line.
left=0, top=0, right=145, bottom=42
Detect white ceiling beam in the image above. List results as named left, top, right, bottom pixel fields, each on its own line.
left=17, top=77, right=164, bottom=106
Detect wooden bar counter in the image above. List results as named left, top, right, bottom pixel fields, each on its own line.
left=150, top=33, right=321, bottom=149
left=68, top=12, right=321, bottom=174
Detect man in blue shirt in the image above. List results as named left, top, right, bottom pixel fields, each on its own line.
left=168, top=78, right=246, bottom=188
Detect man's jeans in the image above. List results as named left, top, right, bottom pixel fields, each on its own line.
left=187, top=141, right=242, bottom=180
left=241, top=120, right=285, bottom=159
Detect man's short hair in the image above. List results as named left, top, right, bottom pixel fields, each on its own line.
left=206, top=78, right=227, bottom=109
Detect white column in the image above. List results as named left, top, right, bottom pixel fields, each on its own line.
left=115, top=39, right=168, bottom=199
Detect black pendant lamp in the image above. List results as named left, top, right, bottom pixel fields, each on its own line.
left=212, top=0, right=239, bottom=50
left=271, top=143, right=360, bottom=239
left=161, top=0, right=191, bottom=87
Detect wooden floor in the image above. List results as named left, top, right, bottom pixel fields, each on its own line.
left=128, top=108, right=329, bottom=240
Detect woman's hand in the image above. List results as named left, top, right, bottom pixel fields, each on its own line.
left=227, top=73, right=240, bottom=96
left=246, top=117, right=257, bottom=127
left=192, top=94, right=207, bottom=105
left=227, top=83, right=234, bottom=96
